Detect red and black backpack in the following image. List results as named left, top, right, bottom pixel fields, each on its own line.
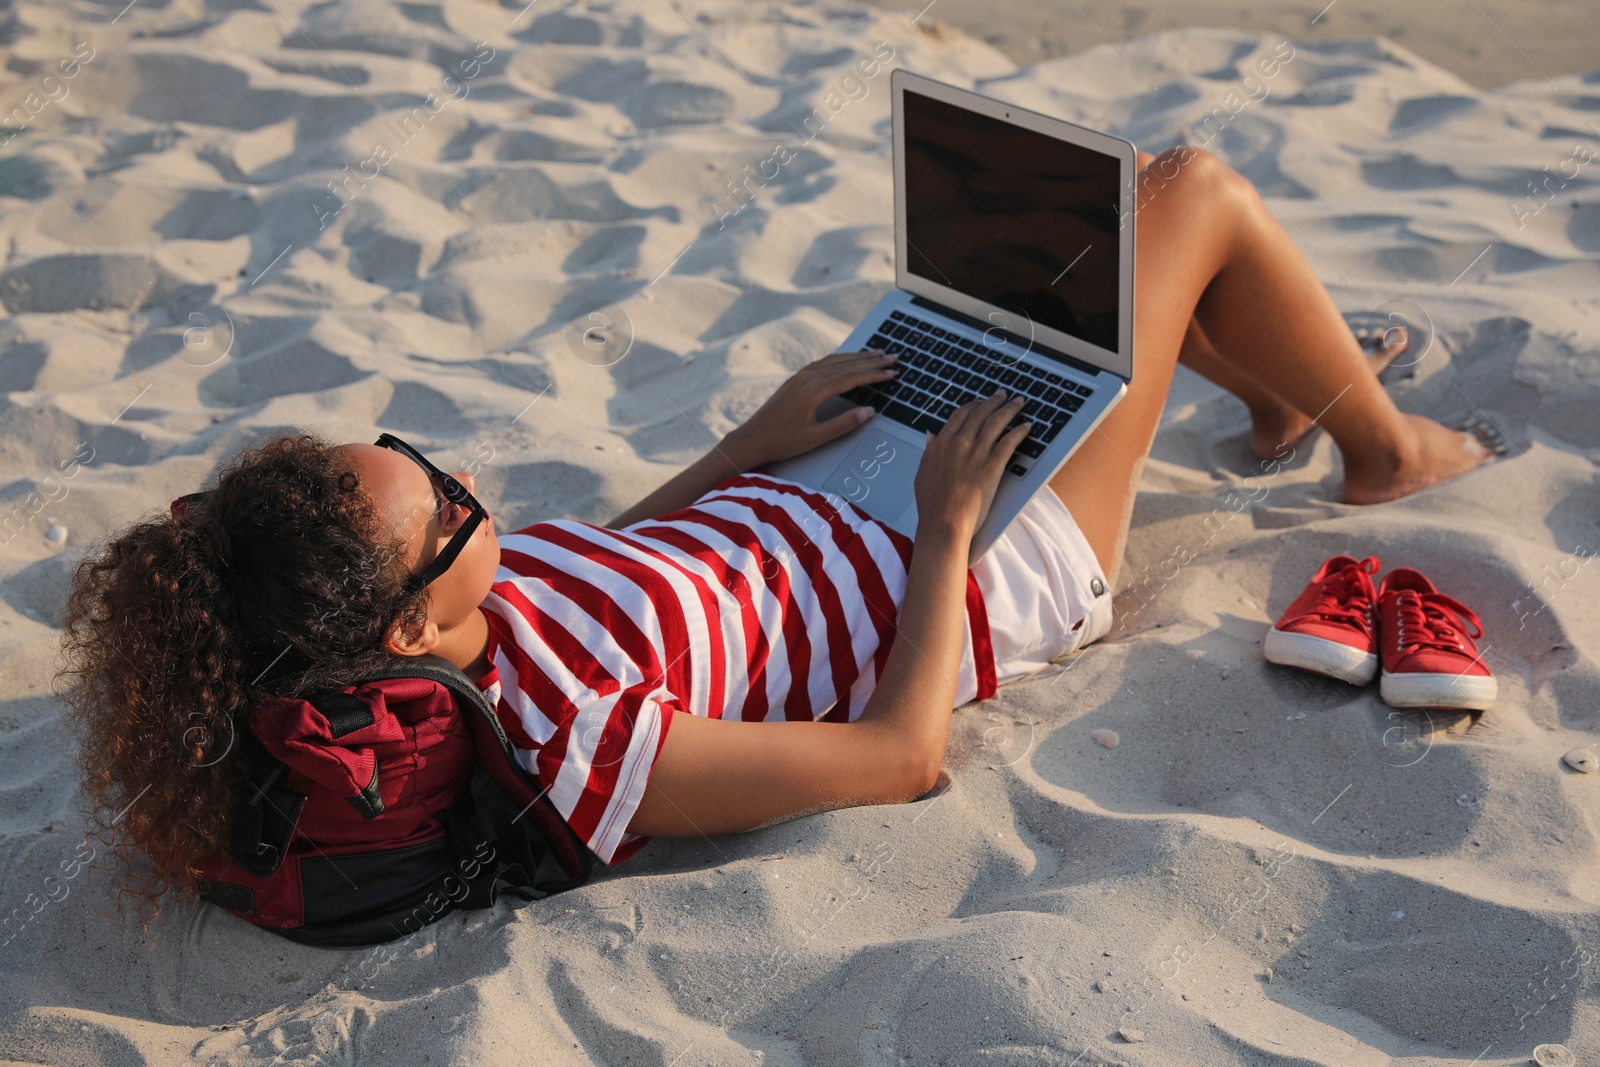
left=193, top=654, right=592, bottom=946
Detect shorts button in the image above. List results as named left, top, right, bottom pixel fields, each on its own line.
left=1090, top=577, right=1106, bottom=597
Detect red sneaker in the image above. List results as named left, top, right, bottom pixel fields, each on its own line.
left=1263, top=555, right=1380, bottom=685
left=1377, top=568, right=1497, bottom=710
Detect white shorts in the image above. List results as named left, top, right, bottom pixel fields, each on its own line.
left=970, top=488, right=1114, bottom=687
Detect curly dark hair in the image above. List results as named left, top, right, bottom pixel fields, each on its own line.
left=56, top=432, right=433, bottom=924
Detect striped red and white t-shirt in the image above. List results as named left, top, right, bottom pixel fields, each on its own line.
left=475, top=473, right=996, bottom=863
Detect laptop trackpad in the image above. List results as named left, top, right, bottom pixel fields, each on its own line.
left=819, top=429, right=917, bottom=524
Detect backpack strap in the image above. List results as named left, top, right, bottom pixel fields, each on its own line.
left=359, top=655, right=593, bottom=893
left=218, top=727, right=306, bottom=880
left=433, top=768, right=552, bottom=909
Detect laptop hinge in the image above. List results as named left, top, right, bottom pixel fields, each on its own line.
left=908, top=295, right=1106, bottom=379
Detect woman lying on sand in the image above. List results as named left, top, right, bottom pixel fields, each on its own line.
left=63, top=147, right=1487, bottom=910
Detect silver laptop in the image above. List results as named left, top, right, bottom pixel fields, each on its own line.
left=770, top=69, right=1138, bottom=563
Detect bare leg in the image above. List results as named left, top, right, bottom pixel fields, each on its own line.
left=1049, top=147, right=1488, bottom=587
left=1178, top=316, right=1411, bottom=461
left=1155, top=151, right=1410, bottom=460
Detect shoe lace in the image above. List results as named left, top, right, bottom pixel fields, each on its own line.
left=1307, top=557, right=1378, bottom=637
left=1392, top=590, right=1484, bottom=655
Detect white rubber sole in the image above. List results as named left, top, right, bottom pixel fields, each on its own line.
left=1263, top=628, right=1377, bottom=686
left=1380, top=670, right=1497, bottom=711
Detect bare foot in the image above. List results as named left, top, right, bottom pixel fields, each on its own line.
left=1342, top=414, right=1491, bottom=505
left=1248, top=326, right=1411, bottom=461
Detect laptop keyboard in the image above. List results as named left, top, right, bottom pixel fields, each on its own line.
left=841, top=309, right=1096, bottom=477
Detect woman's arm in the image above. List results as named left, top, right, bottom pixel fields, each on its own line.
left=605, top=349, right=895, bottom=530
left=603, top=436, right=756, bottom=531
left=626, top=391, right=1029, bottom=837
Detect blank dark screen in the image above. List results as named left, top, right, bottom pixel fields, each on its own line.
left=903, top=90, right=1122, bottom=354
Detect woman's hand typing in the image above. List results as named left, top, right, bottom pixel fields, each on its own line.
left=722, top=349, right=897, bottom=469
left=608, top=348, right=894, bottom=528
left=913, top=391, right=1030, bottom=542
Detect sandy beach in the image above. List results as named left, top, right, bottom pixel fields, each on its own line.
left=1, top=0, right=1598, bottom=1064
left=855, top=0, right=1600, bottom=93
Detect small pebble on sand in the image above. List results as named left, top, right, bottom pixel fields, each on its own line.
left=1562, top=748, right=1598, bottom=774
left=1092, top=729, right=1119, bottom=749
left=1118, top=1028, right=1145, bottom=1043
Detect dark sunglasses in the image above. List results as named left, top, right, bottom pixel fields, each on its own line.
left=373, top=433, right=488, bottom=591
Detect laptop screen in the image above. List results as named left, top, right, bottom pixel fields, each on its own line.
left=902, top=89, right=1123, bottom=356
